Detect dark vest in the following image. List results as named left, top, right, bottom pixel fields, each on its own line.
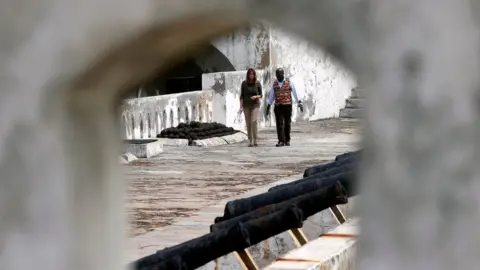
left=273, top=79, right=292, bottom=105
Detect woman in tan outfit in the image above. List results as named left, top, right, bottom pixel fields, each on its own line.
left=240, top=68, right=262, bottom=147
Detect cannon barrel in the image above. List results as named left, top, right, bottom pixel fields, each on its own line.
left=219, top=171, right=356, bottom=220
left=133, top=206, right=303, bottom=270
left=212, top=181, right=347, bottom=232
left=133, top=223, right=245, bottom=270
left=269, top=162, right=356, bottom=192
left=303, top=154, right=357, bottom=178
left=239, top=204, right=304, bottom=247
left=334, top=150, right=362, bottom=161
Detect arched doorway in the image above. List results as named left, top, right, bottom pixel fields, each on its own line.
left=138, top=44, right=236, bottom=98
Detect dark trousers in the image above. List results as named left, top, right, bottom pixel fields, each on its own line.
left=274, top=104, right=292, bottom=143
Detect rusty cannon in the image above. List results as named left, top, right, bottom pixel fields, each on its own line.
left=132, top=182, right=347, bottom=270
left=132, top=151, right=357, bottom=270
left=211, top=181, right=347, bottom=232
left=132, top=205, right=303, bottom=270
left=302, top=150, right=361, bottom=178
left=271, top=150, right=361, bottom=192
left=218, top=171, right=355, bottom=221
left=334, top=150, right=362, bottom=162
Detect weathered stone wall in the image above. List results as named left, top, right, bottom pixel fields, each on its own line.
left=270, top=27, right=358, bottom=120
left=202, top=70, right=273, bottom=131
left=4, top=0, right=479, bottom=270
left=212, top=23, right=271, bottom=70
left=209, top=23, right=358, bottom=122
left=121, top=90, right=214, bottom=139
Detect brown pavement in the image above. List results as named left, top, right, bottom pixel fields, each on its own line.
left=124, top=118, right=361, bottom=263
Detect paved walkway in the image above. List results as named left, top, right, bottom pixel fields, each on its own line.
left=124, top=118, right=361, bottom=263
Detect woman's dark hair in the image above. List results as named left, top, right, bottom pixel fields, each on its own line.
left=246, top=68, right=257, bottom=84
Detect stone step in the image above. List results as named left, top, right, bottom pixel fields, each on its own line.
left=345, top=97, right=364, bottom=109
left=350, top=87, right=364, bottom=98
left=339, top=108, right=364, bottom=119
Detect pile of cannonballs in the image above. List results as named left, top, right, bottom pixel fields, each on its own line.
left=157, top=122, right=240, bottom=145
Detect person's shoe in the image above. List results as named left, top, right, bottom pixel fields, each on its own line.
left=248, top=143, right=253, bottom=147
left=276, top=142, right=285, bottom=147
left=254, top=143, right=258, bottom=147
left=285, top=142, right=290, bottom=146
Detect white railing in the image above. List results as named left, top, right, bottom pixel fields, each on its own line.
left=121, top=90, right=214, bottom=139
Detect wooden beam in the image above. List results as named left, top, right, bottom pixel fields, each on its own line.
left=234, top=249, right=259, bottom=270
left=329, top=205, right=346, bottom=224
left=289, top=228, right=309, bottom=247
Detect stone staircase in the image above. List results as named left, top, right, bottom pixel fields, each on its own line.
left=339, top=87, right=364, bottom=119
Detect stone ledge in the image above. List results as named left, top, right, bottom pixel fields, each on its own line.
left=120, top=152, right=138, bottom=164
left=155, top=132, right=248, bottom=147
left=264, top=218, right=358, bottom=270
left=156, top=138, right=189, bottom=146
left=124, top=140, right=163, bottom=158
left=220, top=132, right=248, bottom=144
left=339, top=108, right=364, bottom=119
left=192, top=137, right=227, bottom=147
left=345, top=98, right=364, bottom=109
left=193, top=132, right=248, bottom=147
left=351, top=88, right=364, bottom=98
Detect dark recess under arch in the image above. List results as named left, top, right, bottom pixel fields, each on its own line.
left=140, top=44, right=235, bottom=97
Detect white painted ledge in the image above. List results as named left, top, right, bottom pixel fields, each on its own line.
left=156, top=138, right=190, bottom=146
left=264, top=218, right=358, bottom=270
left=154, top=132, right=248, bottom=147
left=125, top=140, right=163, bottom=158
left=120, top=152, right=138, bottom=164
left=193, top=132, right=248, bottom=147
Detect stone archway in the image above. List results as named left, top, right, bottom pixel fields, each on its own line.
left=2, top=1, right=479, bottom=270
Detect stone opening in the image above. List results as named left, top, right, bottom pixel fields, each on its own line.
left=133, top=45, right=235, bottom=98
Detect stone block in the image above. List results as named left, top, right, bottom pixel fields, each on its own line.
left=125, top=140, right=163, bottom=158
left=350, top=87, right=364, bottom=98
left=119, top=157, right=128, bottom=164
left=221, top=132, right=248, bottom=144
left=345, top=98, right=364, bottom=109
left=263, top=218, right=358, bottom=270
left=339, top=108, right=364, bottom=119
left=192, top=137, right=227, bottom=147
left=192, top=132, right=247, bottom=147
left=156, top=138, right=189, bottom=147
left=121, top=152, right=138, bottom=163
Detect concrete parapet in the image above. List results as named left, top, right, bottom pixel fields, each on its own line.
left=220, top=132, right=248, bottom=144
left=193, top=132, right=248, bottom=147
left=156, top=138, right=190, bottom=147
left=339, top=108, right=364, bottom=119
left=124, top=140, right=163, bottom=158
left=120, top=152, right=138, bottom=164
left=121, top=90, right=215, bottom=140
left=264, top=218, right=358, bottom=270
left=152, top=132, right=248, bottom=147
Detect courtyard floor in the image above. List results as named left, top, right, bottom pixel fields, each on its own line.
left=124, top=118, right=361, bottom=262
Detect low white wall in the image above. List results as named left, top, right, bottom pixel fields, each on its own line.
left=125, top=57, right=355, bottom=137
left=264, top=218, right=358, bottom=270
left=121, top=90, right=214, bottom=139
left=271, top=27, right=358, bottom=120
